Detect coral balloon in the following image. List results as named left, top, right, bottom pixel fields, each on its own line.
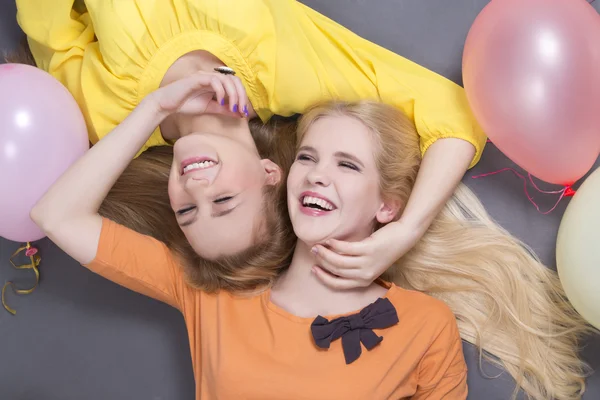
left=463, top=0, right=600, bottom=185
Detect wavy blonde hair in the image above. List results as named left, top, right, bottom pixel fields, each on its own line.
left=296, top=101, right=594, bottom=400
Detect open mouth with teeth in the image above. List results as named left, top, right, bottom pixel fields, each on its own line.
left=302, top=195, right=336, bottom=211
left=181, top=158, right=219, bottom=175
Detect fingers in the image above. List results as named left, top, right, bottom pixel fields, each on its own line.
left=312, top=266, right=370, bottom=290
left=196, top=73, right=248, bottom=116
left=311, top=245, right=378, bottom=287
left=323, top=239, right=368, bottom=256
left=206, top=76, right=226, bottom=107
left=313, top=245, right=360, bottom=271
left=231, top=76, right=249, bottom=117
left=218, top=75, right=239, bottom=113
left=160, top=71, right=250, bottom=117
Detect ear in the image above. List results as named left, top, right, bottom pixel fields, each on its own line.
left=260, top=159, right=282, bottom=186
left=375, top=197, right=402, bottom=224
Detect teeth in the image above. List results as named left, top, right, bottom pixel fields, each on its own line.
left=183, top=161, right=216, bottom=174
left=302, top=196, right=334, bottom=210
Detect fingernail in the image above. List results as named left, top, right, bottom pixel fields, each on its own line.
left=311, top=246, right=318, bottom=254
left=220, top=98, right=225, bottom=106
left=311, top=266, right=318, bottom=274
left=233, top=104, right=238, bottom=113
left=243, top=105, right=248, bottom=116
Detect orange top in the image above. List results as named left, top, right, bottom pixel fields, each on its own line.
left=85, top=218, right=468, bottom=399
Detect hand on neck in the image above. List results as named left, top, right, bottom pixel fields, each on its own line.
left=270, top=238, right=387, bottom=319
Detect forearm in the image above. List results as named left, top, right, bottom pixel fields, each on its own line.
left=400, top=138, right=475, bottom=235
left=31, top=99, right=166, bottom=229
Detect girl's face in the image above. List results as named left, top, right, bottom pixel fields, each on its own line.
left=287, top=115, right=397, bottom=246
left=167, top=115, right=280, bottom=259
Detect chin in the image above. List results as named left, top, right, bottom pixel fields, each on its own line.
left=293, top=226, right=336, bottom=247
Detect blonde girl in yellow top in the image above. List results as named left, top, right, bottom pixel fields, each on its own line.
left=16, top=0, right=486, bottom=288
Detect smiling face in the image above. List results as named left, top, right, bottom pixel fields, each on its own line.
left=286, top=115, right=398, bottom=246
left=168, top=129, right=281, bottom=259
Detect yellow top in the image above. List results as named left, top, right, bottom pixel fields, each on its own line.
left=17, top=0, right=486, bottom=165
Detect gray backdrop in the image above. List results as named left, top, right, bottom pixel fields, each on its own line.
left=1, top=1, right=599, bottom=399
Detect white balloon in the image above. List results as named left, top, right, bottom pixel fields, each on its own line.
left=556, top=167, right=600, bottom=329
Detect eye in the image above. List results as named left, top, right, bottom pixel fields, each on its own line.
left=339, top=161, right=360, bottom=171
left=296, top=153, right=314, bottom=162
left=214, top=196, right=233, bottom=204
left=177, top=206, right=196, bottom=215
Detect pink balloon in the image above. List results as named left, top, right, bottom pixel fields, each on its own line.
left=0, top=64, right=88, bottom=243
left=463, top=0, right=600, bottom=185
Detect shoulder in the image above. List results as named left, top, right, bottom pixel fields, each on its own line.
left=387, top=285, right=457, bottom=335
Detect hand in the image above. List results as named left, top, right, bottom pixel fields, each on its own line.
left=310, top=220, right=424, bottom=290
left=148, top=71, right=250, bottom=118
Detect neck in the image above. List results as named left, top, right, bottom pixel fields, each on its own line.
left=162, top=50, right=225, bottom=87
left=270, top=240, right=387, bottom=318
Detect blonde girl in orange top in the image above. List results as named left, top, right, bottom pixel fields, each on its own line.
left=31, top=72, right=467, bottom=400
left=31, top=73, right=590, bottom=400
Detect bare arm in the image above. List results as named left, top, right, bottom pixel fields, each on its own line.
left=30, top=98, right=168, bottom=264
left=400, top=137, right=475, bottom=236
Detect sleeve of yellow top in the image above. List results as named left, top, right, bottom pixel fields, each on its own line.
left=289, top=1, right=487, bottom=169
left=16, top=0, right=95, bottom=106
left=374, top=58, right=487, bottom=169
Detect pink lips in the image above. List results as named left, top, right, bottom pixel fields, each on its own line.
left=299, top=191, right=337, bottom=217
left=180, top=157, right=218, bottom=175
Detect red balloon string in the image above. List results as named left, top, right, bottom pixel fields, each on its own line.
left=471, top=168, right=574, bottom=214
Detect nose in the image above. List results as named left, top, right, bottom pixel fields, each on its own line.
left=306, top=164, right=331, bottom=187
left=185, top=176, right=210, bottom=191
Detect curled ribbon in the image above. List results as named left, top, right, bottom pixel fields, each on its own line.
left=2, top=242, right=41, bottom=315
left=472, top=168, right=575, bottom=214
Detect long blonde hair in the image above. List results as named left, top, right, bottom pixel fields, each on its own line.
left=297, top=101, right=593, bottom=400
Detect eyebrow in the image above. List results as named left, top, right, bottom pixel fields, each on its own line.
left=298, top=146, right=365, bottom=168
left=179, top=205, right=238, bottom=227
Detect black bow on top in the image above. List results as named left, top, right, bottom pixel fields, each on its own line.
left=310, top=298, right=399, bottom=364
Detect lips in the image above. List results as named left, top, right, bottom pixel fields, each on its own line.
left=180, top=157, right=219, bottom=175
left=299, top=191, right=337, bottom=216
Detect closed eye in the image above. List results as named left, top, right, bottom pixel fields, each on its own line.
left=214, top=196, right=234, bottom=204
left=339, top=161, right=360, bottom=172
left=177, top=206, right=196, bottom=215
left=296, top=153, right=315, bottom=162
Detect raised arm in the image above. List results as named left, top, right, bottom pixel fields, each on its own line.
left=30, top=72, right=246, bottom=305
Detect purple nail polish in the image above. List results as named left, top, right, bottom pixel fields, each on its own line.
left=220, top=98, right=225, bottom=106
left=243, top=105, right=248, bottom=116
left=233, top=104, right=238, bottom=113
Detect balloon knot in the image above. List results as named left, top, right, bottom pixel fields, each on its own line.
left=25, top=247, right=38, bottom=257
left=564, top=186, right=576, bottom=197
